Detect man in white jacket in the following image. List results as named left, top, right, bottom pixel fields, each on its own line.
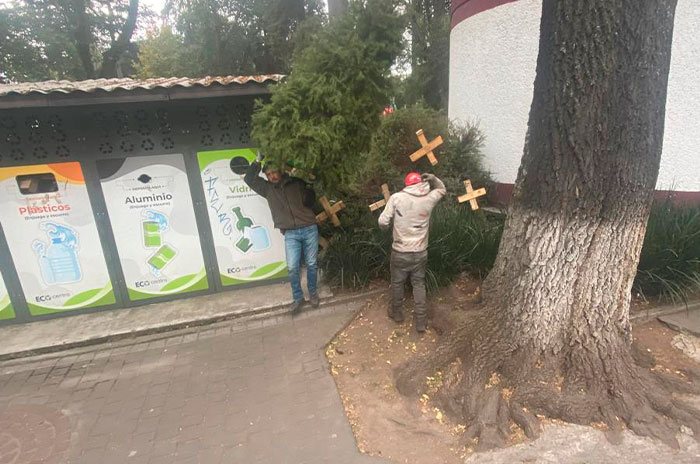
left=378, top=172, right=446, bottom=332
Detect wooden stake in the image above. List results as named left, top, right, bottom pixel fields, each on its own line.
left=368, top=183, right=391, bottom=211
left=409, top=129, right=443, bottom=165
left=316, top=196, right=345, bottom=227
left=319, top=236, right=329, bottom=249
left=458, top=180, right=487, bottom=210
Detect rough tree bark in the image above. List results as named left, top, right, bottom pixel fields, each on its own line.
left=396, top=0, right=700, bottom=451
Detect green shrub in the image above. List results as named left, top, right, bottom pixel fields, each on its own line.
left=319, top=104, right=499, bottom=293
left=318, top=104, right=492, bottom=229
left=320, top=203, right=504, bottom=292
left=319, top=108, right=700, bottom=303
left=424, top=204, right=503, bottom=291
left=319, top=215, right=392, bottom=289
left=322, top=197, right=700, bottom=303
left=360, top=105, right=491, bottom=202
left=634, top=201, right=700, bottom=303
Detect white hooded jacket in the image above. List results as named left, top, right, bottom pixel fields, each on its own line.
left=378, top=176, right=446, bottom=252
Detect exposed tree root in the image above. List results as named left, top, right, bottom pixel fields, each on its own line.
left=395, top=318, right=700, bottom=452
left=462, top=388, right=511, bottom=451
left=510, top=400, right=542, bottom=440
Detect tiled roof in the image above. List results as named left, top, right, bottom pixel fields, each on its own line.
left=0, top=75, right=284, bottom=97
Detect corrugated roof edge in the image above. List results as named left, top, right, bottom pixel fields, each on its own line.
left=0, top=75, right=285, bottom=97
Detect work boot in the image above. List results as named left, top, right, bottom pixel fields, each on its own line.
left=309, top=293, right=320, bottom=308
left=414, top=316, right=427, bottom=333
left=289, top=300, right=303, bottom=315
left=388, top=307, right=405, bottom=323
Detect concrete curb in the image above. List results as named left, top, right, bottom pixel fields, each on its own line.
left=630, top=300, right=700, bottom=324
left=2, top=288, right=686, bottom=362
left=0, top=288, right=389, bottom=362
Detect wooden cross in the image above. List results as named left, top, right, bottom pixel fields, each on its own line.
left=458, top=180, right=487, bottom=210
left=368, top=184, right=391, bottom=211
left=316, top=196, right=345, bottom=227
left=409, top=129, right=443, bottom=166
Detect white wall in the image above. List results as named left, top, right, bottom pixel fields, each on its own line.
left=449, top=0, right=700, bottom=192
left=659, top=1, right=700, bottom=191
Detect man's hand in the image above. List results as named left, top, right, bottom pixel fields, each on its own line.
left=421, top=173, right=442, bottom=190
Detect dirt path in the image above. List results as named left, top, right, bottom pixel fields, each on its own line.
left=327, top=278, right=700, bottom=463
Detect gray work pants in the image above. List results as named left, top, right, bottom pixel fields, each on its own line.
left=390, top=250, right=428, bottom=318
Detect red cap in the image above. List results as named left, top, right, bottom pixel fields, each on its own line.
left=404, top=172, right=422, bottom=186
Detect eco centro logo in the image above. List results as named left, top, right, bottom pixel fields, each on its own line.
left=35, top=292, right=70, bottom=303
left=19, top=204, right=72, bottom=215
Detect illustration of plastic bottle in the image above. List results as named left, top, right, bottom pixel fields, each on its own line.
left=245, top=226, right=271, bottom=252
left=33, top=223, right=82, bottom=285
left=33, top=241, right=55, bottom=285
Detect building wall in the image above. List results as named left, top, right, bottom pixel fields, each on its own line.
left=449, top=0, right=700, bottom=194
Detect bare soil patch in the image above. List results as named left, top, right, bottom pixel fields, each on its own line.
left=327, top=277, right=700, bottom=463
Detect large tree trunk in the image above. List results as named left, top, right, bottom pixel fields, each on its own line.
left=397, top=0, right=700, bottom=451
left=483, top=0, right=675, bottom=374
left=100, top=0, right=139, bottom=78
left=71, top=0, right=96, bottom=79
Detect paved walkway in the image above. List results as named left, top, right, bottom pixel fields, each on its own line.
left=0, top=277, right=335, bottom=360
left=659, top=302, right=700, bottom=337
left=0, top=303, right=385, bottom=464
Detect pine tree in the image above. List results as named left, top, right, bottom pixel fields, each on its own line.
left=251, top=0, right=404, bottom=190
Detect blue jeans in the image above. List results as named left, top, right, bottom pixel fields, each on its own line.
left=284, top=224, right=319, bottom=302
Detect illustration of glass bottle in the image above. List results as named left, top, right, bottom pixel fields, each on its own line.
left=33, top=223, right=82, bottom=285
left=231, top=206, right=270, bottom=253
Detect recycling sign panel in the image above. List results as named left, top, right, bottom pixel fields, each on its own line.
left=0, top=272, right=15, bottom=320
left=98, top=154, right=208, bottom=301
left=0, top=162, right=115, bottom=315
left=197, top=149, right=287, bottom=286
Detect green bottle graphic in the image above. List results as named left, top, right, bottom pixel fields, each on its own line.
left=236, top=236, right=253, bottom=253
left=232, top=206, right=253, bottom=231
left=148, top=244, right=177, bottom=271
left=232, top=206, right=255, bottom=252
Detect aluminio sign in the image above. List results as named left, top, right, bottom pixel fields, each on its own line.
left=0, top=162, right=114, bottom=315
left=98, top=154, right=208, bottom=301
left=198, top=149, right=287, bottom=285
left=0, top=273, right=15, bottom=320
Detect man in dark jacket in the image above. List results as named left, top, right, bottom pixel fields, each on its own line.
left=243, top=156, right=319, bottom=313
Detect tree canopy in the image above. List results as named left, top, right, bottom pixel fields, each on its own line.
left=158, top=0, right=325, bottom=77
left=0, top=0, right=149, bottom=81
left=401, top=0, right=450, bottom=109
left=1, top=0, right=449, bottom=110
